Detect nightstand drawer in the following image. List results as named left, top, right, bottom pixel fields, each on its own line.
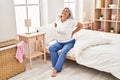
left=36, top=35, right=44, bottom=40
left=19, top=36, right=28, bottom=42
left=28, top=37, right=36, bottom=43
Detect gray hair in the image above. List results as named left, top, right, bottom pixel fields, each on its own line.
left=68, top=8, right=73, bottom=19
left=59, top=7, right=74, bottom=19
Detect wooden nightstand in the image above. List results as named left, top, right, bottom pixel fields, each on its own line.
left=18, top=32, right=46, bottom=69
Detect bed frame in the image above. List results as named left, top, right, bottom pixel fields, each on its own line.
left=42, top=47, right=76, bottom=61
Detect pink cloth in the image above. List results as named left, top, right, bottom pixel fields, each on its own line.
left=16, top=41, right=25, bottom=63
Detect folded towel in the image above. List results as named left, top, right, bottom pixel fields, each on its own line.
left=15, top=41, right=25, bottom=63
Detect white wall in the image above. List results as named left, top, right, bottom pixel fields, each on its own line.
left=78, top=0, right=94, bottom=23
left=47, top=0, right=64, bottom=23
left=83, top=0, right=91, bottom=22
left=90, top=0, right=95, bottom=22
left=40, top=0, right=48, bottom=26
left=0, top=0, right=17, bottom=42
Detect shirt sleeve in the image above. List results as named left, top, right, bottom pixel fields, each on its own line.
left=70, top=19, right=78, bottom=27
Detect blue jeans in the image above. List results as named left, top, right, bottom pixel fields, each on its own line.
left=49, top=39, right=75, bottom=72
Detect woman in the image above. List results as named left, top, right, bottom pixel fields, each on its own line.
left=49, top=7, right=83, bottom=77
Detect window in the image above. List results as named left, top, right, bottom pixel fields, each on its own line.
left=64, top=0, right=84, bottom=22
left=64, top=0, right=76, bottom=19
left=14, top=0, right=41, bottom=34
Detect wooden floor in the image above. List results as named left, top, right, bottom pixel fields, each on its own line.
left=9, top=56, right=119, bottom=80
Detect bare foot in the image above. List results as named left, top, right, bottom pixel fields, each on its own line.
left=51, top=69, right=57, bottom=77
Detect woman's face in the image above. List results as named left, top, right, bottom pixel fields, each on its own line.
left=61, top=8, right=70, bottom=19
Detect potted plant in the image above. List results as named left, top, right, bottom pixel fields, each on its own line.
left=110, top=27, right=114, bottom=33
left=99, top=14, right=104, bottom=20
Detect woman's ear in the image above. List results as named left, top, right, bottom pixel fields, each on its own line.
left=58, top=15, right=62, bottom=18
left=54, top=23, right=57, bottom=28
left=67, top=13, right=71, bottom=19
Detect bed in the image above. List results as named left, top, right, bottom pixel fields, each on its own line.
left=36, top=23, right=120, bottom=79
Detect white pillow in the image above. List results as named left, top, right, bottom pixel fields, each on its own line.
left=74, top=29, right=104, bottom=40
left=36, top=23, right=57, bottom=45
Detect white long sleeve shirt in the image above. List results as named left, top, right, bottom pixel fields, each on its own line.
left=55, top=18, right=78, bottom=42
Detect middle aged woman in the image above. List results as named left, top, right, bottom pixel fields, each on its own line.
left=49, top=7, right=83, bottom=77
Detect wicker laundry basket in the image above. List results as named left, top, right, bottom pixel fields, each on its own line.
left=0, top=39, right=25, bottom=80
